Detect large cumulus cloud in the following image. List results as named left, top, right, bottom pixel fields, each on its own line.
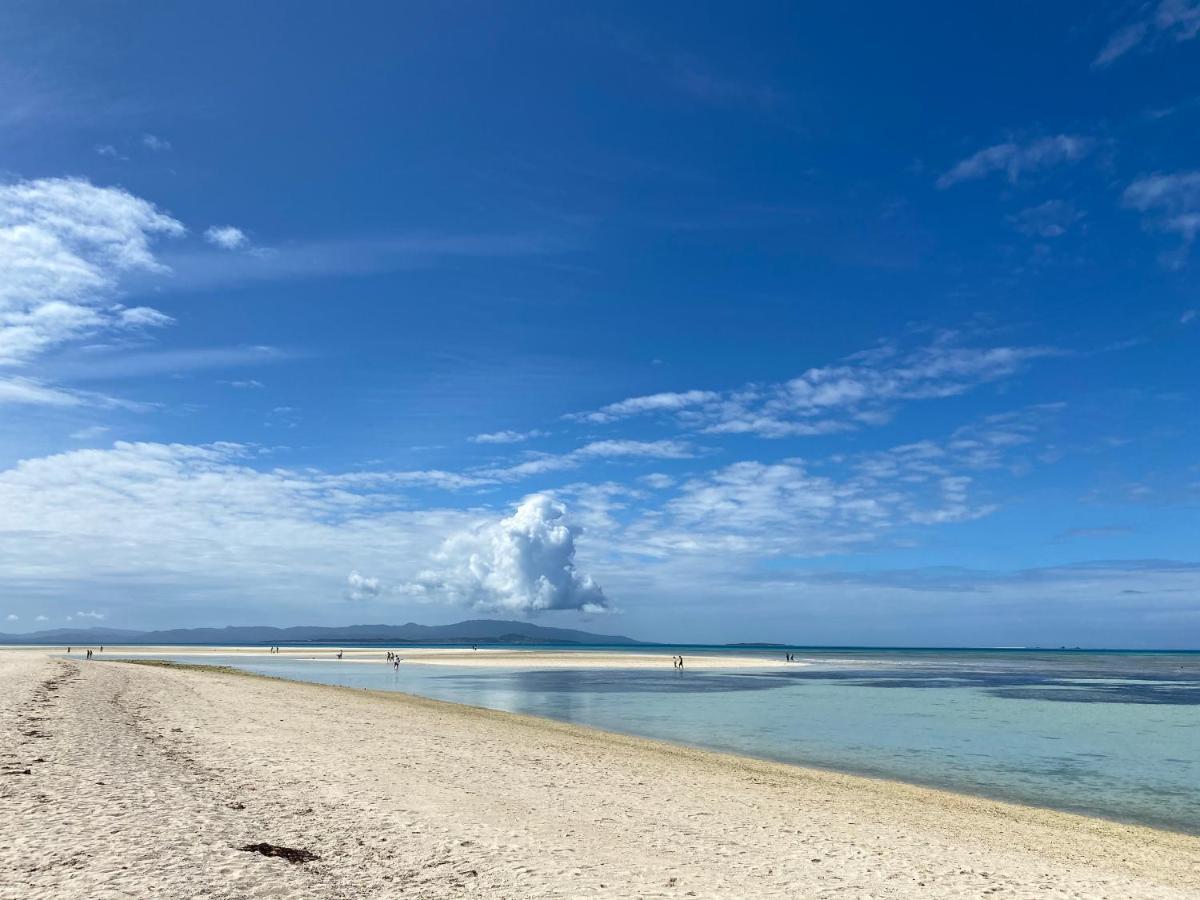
left=413, top=494, right=608, bottom=614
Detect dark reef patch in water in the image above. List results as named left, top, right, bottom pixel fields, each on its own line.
left=435, top=664, right=1200, bottom=705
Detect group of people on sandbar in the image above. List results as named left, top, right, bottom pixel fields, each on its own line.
left=385, top=650, right=402, bottom=670
left=267, top=645, right=282, bottom=653
left=672, top=655, right=685, bottom=669
left=784, top=652, right=796, bottom=662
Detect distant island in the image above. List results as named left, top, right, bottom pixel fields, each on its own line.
left=0, top=618, right=645, bottom=646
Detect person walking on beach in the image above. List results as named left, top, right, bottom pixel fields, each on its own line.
left=393, top=658, right=400, bottom=671
left=677, top=655, right=683, bottom=669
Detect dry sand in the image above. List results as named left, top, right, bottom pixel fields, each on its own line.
left=1, top=648, right=1198, bottom=899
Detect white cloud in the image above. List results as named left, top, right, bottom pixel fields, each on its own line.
left=141, top=133, right=171, bottom=152
left=0, top=376, right=138, bottom=410
left=574, top=336, right=1058, bottom=439
left=118, top=306, right=174, bottom=328
left=0, top=376, right=86, bottom=407
left=469, top=429, right=548, bottom=444
left=1094, top=22, right=1151, bottom=67
left=5, top=614, right=17, bottom=621
left=486, top=439, right=695, bottom=479
left=75, top=610, right=105, bottom=619
left=936, top=136, right=1095, bottom=189
left=0, top=177, right=184, bottom=372
left=35, top=615, right=47, bottom=622
left=1093, top=1, right=1200, bottom=67
left=345, top=571, right=382, bottom=601
left=576, top=390, right=720, bottom=424
left=409, top=494, right=607, bottom=614
left=1008, top=200, right=1083, bottom=238
left=0, top=402, right=1067, bottom=627
left=1122, top=171, right=1200, bottom=264
left=204, top=225, right=249, bottom=250
left=158, top=232, right=570, bottom=291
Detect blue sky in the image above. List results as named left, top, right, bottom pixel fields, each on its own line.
left=1, top=1, right=1197, bottom=645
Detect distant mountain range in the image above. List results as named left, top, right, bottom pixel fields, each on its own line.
left=0, top=618, right=644, bottom=646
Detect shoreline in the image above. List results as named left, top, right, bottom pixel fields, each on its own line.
left=4, top=648, right=1199, bottom=897
left=116, top=656, right=1200, bottom=839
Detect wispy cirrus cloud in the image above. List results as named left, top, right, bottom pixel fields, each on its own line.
left=46, top=344, right=288, bottom=382
left=1093, top=0, right=1200, bottom=67
left=0, top=375, right=149, bottom=410
left=1008, top=200, right=1083, bottom=238
left=573, top=390, right=721, bottom=425
left=483, top=439, right=696, bottom=480
left=936, top=136, right=1095, bottom=189
left=571, top=335, right=1060, bottom=439
left=157, top=231, right=572, bottom=292
left=469, top=428, right=549, bottom=444
left=609, top=30, right=784, bottom=112
left=1122, top=170, right=1200, bottom=264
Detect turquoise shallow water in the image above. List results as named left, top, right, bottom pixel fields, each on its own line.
left=143, top=647, right=1200, bottom=834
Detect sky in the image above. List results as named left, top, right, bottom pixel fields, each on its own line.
left=0, top=1, right=1198, bottom=646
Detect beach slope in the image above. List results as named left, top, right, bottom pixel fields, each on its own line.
left=1, top=650, right=1197, bottom=898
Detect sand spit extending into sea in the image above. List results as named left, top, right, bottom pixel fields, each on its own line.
left=84, top=645, right=792, bottom=668
left=1, top=649, right=1197, bottom=898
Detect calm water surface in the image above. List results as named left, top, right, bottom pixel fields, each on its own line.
left=147, top=647, right=1200, bottom=834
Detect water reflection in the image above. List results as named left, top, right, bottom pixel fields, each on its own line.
left=148, top=652, right=1200, bottom=834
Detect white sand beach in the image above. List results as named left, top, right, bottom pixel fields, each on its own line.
left=2, top=648, right=1198, bottom=899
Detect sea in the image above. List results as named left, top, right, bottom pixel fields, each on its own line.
left=142, top=645, right=1200, bottom=834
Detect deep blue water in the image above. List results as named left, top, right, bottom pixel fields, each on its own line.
left=139, top=647, right=1200, bottom=834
